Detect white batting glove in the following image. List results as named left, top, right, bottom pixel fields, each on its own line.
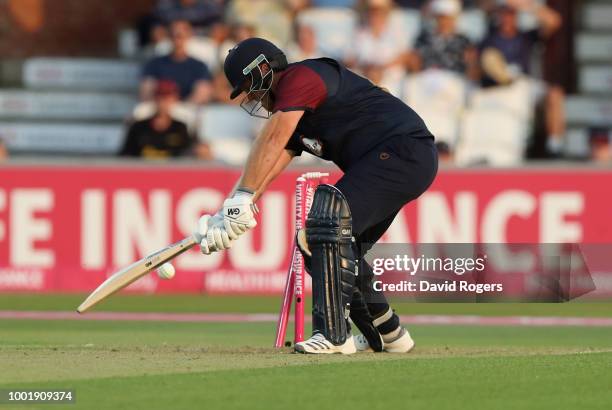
left=194, top=214, right=232, bottom=255
left=221, top=189, right=258, bottom=239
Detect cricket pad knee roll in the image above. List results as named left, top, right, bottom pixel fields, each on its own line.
left=306, top=184, right=356, bottom=345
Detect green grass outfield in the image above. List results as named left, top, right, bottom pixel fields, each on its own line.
left=1, top=294, right=611, bottom=410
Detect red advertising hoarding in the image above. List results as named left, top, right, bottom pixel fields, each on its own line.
left=1, top=166, right=611, bottom=294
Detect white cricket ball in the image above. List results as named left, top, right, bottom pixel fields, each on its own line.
left=157, top=262, right=175, bottom=280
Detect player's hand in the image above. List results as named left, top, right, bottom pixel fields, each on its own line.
left=221, top=189, right=258, bottom=239
left=195, top=214, right=232, bottom=255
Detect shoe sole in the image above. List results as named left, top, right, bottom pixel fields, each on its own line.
left=294, top=341, right=357, bottom=355
left=384, top=337, right=416, bottom=353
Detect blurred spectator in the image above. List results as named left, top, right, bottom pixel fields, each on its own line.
left=348, top=0, right=409, bottom=86
left=214, top=23, right=257, bottom=103
left=225, top=0, right=292, bottom=46
left=142, top=20, right=230, bottom=76
left=121, top=81, right=212, bottom=159
left=480, top=0, right=563, bottom=154
left=436, top=141, right=453, bottom=164
left=0, top=138, right=8, bottom=161
left=155, top=0, right=224, bottom=31
left=590, top=129, right=612, bottom=164
left=141, top=20, right=172, bottom=58
left=141, top=20, right=213, bottom=104
left=287, top=24, right=322, bottom=62
left=310, top=0, right=356, bottom=6
left=396, top=0, right=486, bottom=7
left=394, top=0, right=427, bottom=8
left=182, top=22, right=230, bottom=75
left=410, top=0, right=479, bottom=81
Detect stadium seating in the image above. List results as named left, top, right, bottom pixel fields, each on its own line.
left=455, top=108, right=528, bottom=166
left=23, top=58, right=139, bottom=91
left=576, top=33, right=612, bottom=62
left=197, top=104, right=257, bottom=165
left=469, top=78, right=534, bottom=121
left=583, top=2, right=612, bottom=30
left=565, top=97, right=612, bottom=128
left=565, top=1, right=612, bottom=158
left=389, top=8, right=421, bottom=48
left=403, top=70, right=467, bottom=147
left=0, top=90, right=136, bottom=120
left=0, top=58, right=138, bottom=155
left=579, top=66, right=612, bottom=94
left=0, top=122, right=123, bottom=154
left=456, top=8, right=487, bottom=43
left=296, top=8, right=358, bottom=60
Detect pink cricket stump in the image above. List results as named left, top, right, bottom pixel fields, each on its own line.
left=274, top=172, right=329, bottom=348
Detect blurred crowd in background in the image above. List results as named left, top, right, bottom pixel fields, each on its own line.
left=123, top=0, right=578, bottom=165
left=1, top=0, right=609, bottom=166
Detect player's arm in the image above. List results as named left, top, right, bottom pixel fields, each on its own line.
left=508, top=0, right=561, bottom=37
left=253, top=149, right=296, bottom=202
left=227, top=147, right=296, bottom=201
left=534, top=2, right=562, bottom=37
left=236, top=110, right=304, bottom=193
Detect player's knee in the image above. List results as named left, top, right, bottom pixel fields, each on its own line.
left=306, top=184, right=353, bottom=244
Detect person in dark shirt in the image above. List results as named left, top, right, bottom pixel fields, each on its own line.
left=155, top=0, right=223, bottom=30
left=480, top=0, right=563, bottom=154
left=192, top=38, right=438, bottom=355
left=480, top=2, right=560, bottom=86
left=121, top=80, right=203, bottom=159
left=141, top=20, right=213, bottom=104
left=410, top=0, right=479, bottom=80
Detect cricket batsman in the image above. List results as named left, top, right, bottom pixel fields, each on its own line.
left=195, top=38, right=438, bottom=354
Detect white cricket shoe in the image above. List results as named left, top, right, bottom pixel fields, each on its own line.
left=355, top=328, right=415, bottom=353
left=294, top=333, right=357, bottom=355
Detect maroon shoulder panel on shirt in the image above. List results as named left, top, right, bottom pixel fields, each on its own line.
left=273, top=64, right=327, bottom=113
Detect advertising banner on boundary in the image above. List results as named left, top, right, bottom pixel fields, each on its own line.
left=1, top=166, right=611, bottom=296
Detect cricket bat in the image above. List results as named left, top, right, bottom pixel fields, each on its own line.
left=76, top=235, right=198, bottom=313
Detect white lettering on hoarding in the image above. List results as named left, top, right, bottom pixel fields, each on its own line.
left=0, top=190, right=5, bottom=243
left=113, top=189, right=170, bottom=266
left=229, top=192, right=286, bottom=270
left=10, top=189, right=54, bottom=267
left=81, top=189, right=106, bottom=269
left=481, top=190, right=536, bottom=242
left=418, top=192, right=477, bottom=242
left=175, top=188, right=224, bottom=270
left=0, top=268, right=44, bottom=290
left=540, top=192, right=584, bottom=243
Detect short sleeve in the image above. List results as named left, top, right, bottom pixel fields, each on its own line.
left=273, top=65, right=327, bottom=113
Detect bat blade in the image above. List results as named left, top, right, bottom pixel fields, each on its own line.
left=77, top=235, right=198, bottom=313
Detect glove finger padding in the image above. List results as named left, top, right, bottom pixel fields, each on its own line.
left=200, top=238, right=213, bottom=255
left=207, top=227, right=232, bottom=250
left=196, top=215, right=211, bottom=242
left=223, top=219, right=240, bottom=240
